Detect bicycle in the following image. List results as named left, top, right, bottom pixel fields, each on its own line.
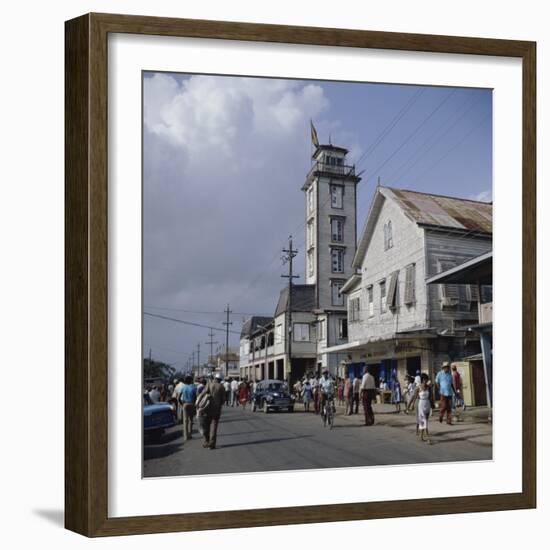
left=322, top=395, right=335, bottom=429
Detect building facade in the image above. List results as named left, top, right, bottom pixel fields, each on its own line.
left=324, top=186, right=492, bottom=383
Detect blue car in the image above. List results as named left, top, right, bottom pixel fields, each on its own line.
left=143, top=393, right=176, bottom=442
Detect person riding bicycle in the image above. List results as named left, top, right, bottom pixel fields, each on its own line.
left=319, top=370, right=335, bottom=420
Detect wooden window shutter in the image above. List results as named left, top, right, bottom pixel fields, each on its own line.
left=404, top=264, right=416, bottom=304
left=387, top=270, right=399, bottom=309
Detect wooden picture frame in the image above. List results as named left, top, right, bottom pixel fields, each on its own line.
left=65, top=12, right=536, bottom=537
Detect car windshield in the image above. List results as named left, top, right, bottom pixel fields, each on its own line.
left=267, top=383, right=283, bottom=392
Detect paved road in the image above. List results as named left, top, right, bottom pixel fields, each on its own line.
left=143, top=405, right=492, bottom=478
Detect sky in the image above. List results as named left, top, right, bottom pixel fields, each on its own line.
left=142, top=72, right=492, bottom=371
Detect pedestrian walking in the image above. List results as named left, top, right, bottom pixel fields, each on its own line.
left=360, top=367, right=376, bottom=425
left=230, top=378, right=239, bottom=407
left=403, top=375, right=414, bottom=413
left=312, top=375, right=321, bottom=414
left=343, top=374, right=353, bottom=415
left=337, top=377, right=344, bottom=405
left=302, top=380, right=313, bottom=411
left=238, top=379, right=249, bottom=409
left=293, top=379, right=302, bottom=402
left=198, top=373, right=226, bottom=450
left=410, top=373, right=433, bottom=443
left=435, top=362, right=455, bottom=425
left=179, top=375, right=197, bottom=441
left=451, top=364, right=464, bottom=420
left=223, top=378, right=230, bottom=406
left=391, top=374, right=402, bottom=413
left=172, top=378, right=184, bottom=422
left=352, top=374, right=361, bottom=414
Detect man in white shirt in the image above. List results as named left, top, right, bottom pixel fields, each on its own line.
left=223, top=379, right=231, bottom=406
left=148, top=386, right=161, bottom=403
left=230, top=378, right=239, bottom=407
left=360, top=367, right=376, bottom=426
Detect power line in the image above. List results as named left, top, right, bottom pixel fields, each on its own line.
left=361, top=89, right=457, bottom=185
left=410, top=113, right=492, bottom=186
left=353, top=87, right=426, bottom=168
left=144, top=311, right=242, bottom=335
left=384, top=92, right=484, bottom=185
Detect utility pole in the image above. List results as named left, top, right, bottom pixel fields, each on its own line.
left=206, top=328, right=219, bottom=373
left=148, top=347, right=152, bottom=365
left=191, top=351, right=195, bottom=375
left=223, top=304, right=233, bottom=378
left=197, top=342, right=201, bottom=376
left=281, top=235, right=299, bottom=383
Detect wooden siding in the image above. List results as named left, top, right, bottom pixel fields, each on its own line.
left=424, top=229, right=492, bottom=329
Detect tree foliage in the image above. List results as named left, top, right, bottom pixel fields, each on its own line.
left=143, top=358, right=175, bottom=381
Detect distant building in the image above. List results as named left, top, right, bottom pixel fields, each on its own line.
left=324, top=186, right=492, bottom=383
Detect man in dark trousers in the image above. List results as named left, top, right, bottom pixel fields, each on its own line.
left=200, top=373, right=226, bottom=450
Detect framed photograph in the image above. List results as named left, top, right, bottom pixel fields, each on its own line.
left=65, top=13, right=536, bottom=537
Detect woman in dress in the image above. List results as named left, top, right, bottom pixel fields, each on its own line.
left=238, top=380, right=249, bottom=410
left=302, top=380, right=313, bottom=412
left=337, top=378, right=344, bottom=405
left=391, top=374, right=402, bottom=413
left=410, top=373, right=432, bottom=444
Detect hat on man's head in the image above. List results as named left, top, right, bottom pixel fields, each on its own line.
left=442, top=361, right=450, bottom=368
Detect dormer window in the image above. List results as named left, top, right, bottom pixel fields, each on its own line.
left=384, top=220, right=393, bottom=250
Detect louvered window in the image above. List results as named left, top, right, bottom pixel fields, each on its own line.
left=438, top=259, right=459, bottom=308
left=404, top=264, right=416, bottom=305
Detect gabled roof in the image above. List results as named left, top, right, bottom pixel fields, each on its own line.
left=274, top=285, right=316, bottom=317
left=353, top=186, right=493, bottom=269
left=240, top=316, right=273, bottom=339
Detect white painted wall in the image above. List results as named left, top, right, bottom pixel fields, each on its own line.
left=349, top=195, right=427, bottom=342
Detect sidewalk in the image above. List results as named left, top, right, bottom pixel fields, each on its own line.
left=319, top=401, right=493, bottom=448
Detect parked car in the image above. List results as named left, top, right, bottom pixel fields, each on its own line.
left=251, top=379, right=294, bottom=413
left=143, top=392, right=176, bottom=442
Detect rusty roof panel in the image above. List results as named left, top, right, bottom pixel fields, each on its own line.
left=384, top=187, right=492, bottom=234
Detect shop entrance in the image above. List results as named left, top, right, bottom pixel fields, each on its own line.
left=406, top=356, right=422, bottom=377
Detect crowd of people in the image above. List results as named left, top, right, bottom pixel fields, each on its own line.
left=289, top=362, right=464, bottom=442
left=143, top=361, right=464, bottom=448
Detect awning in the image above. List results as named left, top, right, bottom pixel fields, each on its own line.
left=425, top=250, right=492, bottom=285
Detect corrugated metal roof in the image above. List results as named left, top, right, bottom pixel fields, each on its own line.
left=384, top=187, right=492, bottom=233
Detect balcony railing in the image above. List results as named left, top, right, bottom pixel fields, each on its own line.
left=307, top=161, right=356, bottom=180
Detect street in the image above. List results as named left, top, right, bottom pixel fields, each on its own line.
left=143, top=404, right=492, bottom=477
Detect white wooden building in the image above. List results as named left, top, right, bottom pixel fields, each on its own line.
left=323, top=186, right=492, bottom=383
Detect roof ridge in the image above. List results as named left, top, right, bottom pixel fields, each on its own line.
left=381, top=185, right=492, bottom=205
